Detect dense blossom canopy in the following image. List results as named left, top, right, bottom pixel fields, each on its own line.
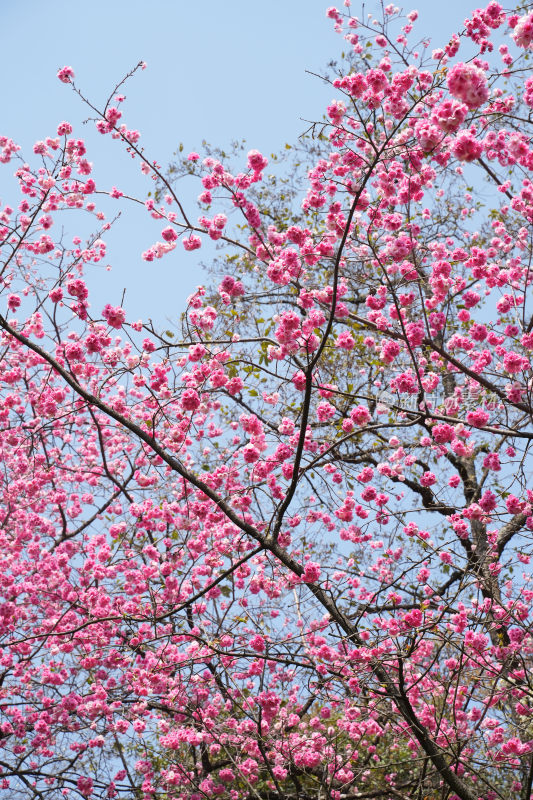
left=1, top=3, right=533, bottom=800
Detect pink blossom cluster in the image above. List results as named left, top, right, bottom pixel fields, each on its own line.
left=101, top=304, right=126, bottom=329
left=0, top=6, right=532, bottom=800
left=512, top=12, right=533, bottom=49
left=447, top=62, right=489, bottom=109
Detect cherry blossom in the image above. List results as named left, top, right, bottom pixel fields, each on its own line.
left=0, top=4, right=532, bottom=800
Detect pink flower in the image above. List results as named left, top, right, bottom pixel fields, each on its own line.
left=272, top=766, right=288, bottom=780
left=249, top=635, right=265, bottom=652
left=278, top=417, right=295, bottom=435
left=102, top=304, right=126, bottom=329
left=445, top=34, right=460, bottom=57
left=420, top=471, right=436, bottom=487
left=380, top=339, right=401, bottom=364
left=326, top=6, right=341, bottom=20
left=7, top=294, right=21, bottom=312
left=350, top=405, right=371, bottom=426
left=513, top=12, right=533, bottom=49
left=523, top=76, right=533, bottom=108
left=327, top=100, right=346, bottom=124
left=463, top=290, right=480, bottom=308
left=447, top=62, right=489, bottom=109
left=67, top=279, right=89, bottom=301
left=76, top=776, right=94, bottom=797
left=219, top=275, right=242, bottom=297
left=57, top=121, right=73, bottom=136
left=483, top=452, right=501, bottom=471
left=161, top=226, right=178, bottom=242
left=405, top=322, right=425, bottom=347
left=292, top=371, right=307, bottom=391
left=105, top=107, right=122, bottom=125
left=432, top=423, right=455, bottom=444
left=357, top=467, right=374, bottom=483
left=210, top=369, right=227, bottom=388
left=317, top=401, right=336, bottom=422
left=466, top=409, right=489, bottom=428
left=404, top=608, right=423, bottom=627
left=417, top=567, right=430, bottom=583
left=318, top=383, right=336, bottom=399
left=195, top=305, right=217, bottom=331
left=303, top=561, right=321, bottom=583
left=226, top=376, right=243, bottom=395
left=242, top=444, right=260, bottom=464
left=503, top=351, right=529, bottom=374
left=183, top=234, right=202, bottom=251
left=479, top=490, right=497, bottom=512
left=451, top=131, right=483, bottom=162
left=247, top=149, right=268, bottom=173
left=57, top=66, right=75, bottom=83
left=181, top=388, right=201, bottom=411
left=431, top=99, right=468, bottom=133
left=506, top=494, right=524, bottom=514
left=49, top=288, right=63, bottom=303
left=336, top=330, right=355, bottom=350
left=414, top=120, right=442, bottom=153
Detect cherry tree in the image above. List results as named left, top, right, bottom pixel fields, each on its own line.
left=1, top=3, right=533, bottom=799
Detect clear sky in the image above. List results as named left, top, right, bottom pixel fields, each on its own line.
left=1, top=0, right=480, bottom=324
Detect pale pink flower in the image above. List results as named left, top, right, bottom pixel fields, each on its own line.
left=513, top=12, right=533, bottom=49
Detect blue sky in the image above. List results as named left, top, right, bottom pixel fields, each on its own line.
left=1, top=0, right=480, bottom=323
